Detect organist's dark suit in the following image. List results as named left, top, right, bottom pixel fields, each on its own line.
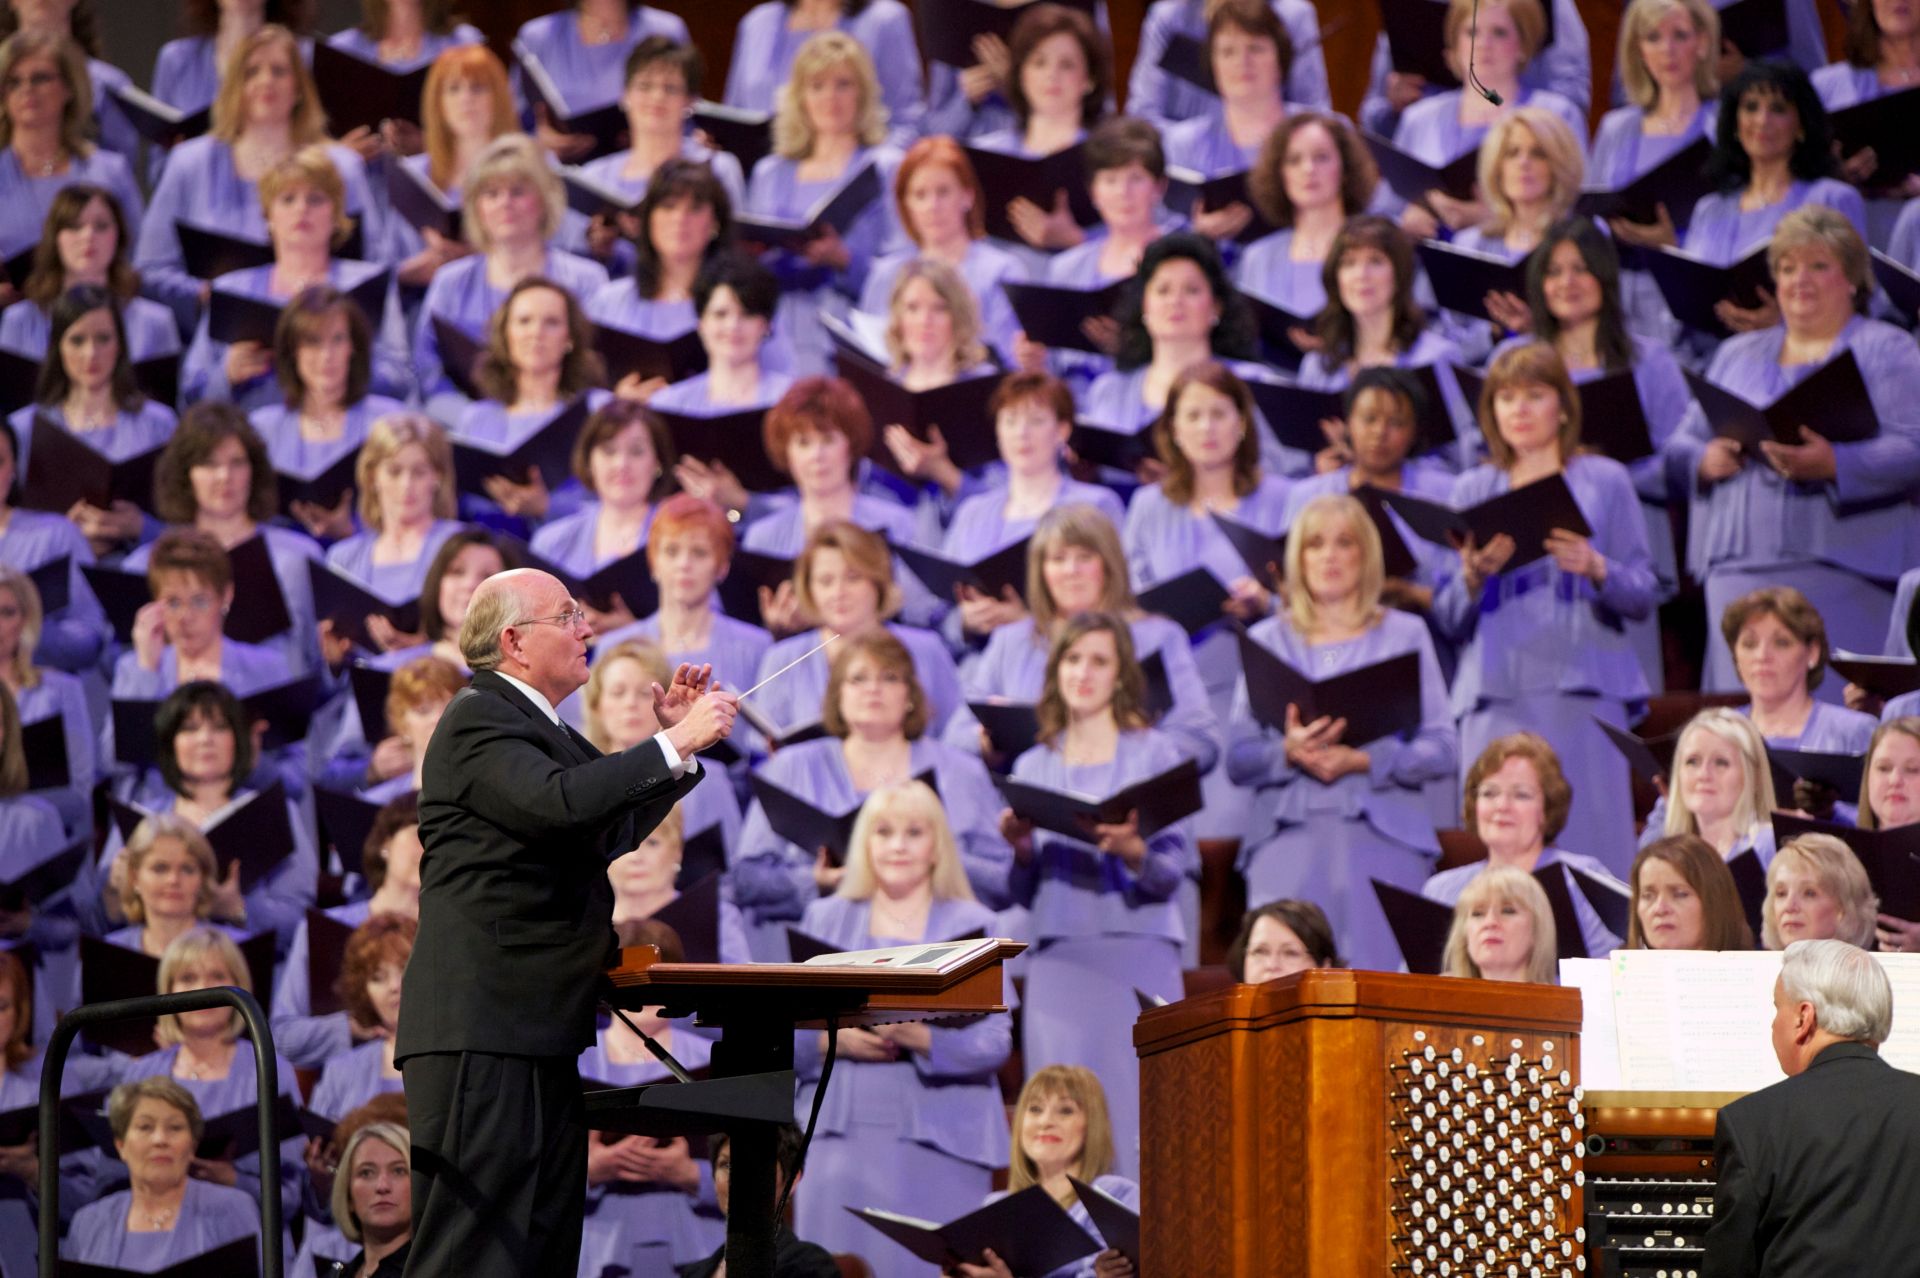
left=1703, top=1040, right=1920, bottom=1277
left=398, top=669, right=701, bottom=1278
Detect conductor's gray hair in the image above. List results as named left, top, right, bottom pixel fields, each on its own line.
left=459, top=574, right=535, bottom=672
left=1781, top=939, right=1893, bottom=1045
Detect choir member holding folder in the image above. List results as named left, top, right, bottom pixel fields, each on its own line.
left=0, top=419, right=111, bottom=678
left=0, top=566, right=96, bottom=833
left=383, top=44, right=511, bottom=284
left=110, top=531, right=292, bottom=706
left=307, top=915, right=412, bottom=1122
left=725, top=0, right=924, bottom=152
left=1226, top=493, right=1456, bottom=971
left=150, top=0, right=314, bottom=123
left=1641, top=709, right=1779, bottom=871
left=0, top=185, right=177, bottom=367
left=527, top=400, right=671, bottom=632
left=1439, top=865, right=1559, bottom=983
left=1422, top=733, right=1626, bottom=957
left=1358, top=0, right=1590, bottom=139
left=249, top=286, right=407, bottom=542
left=650, top=250, right=792, bottom=424
left=60, top=1075, right=264, bottom=1273
left=792, top=780, right=1012, bottom=1276
left=1160, top=0, right=1293, bottom=247
left=1233, top=111, right=1380, bottom=335
left=136, top=26, right=385, bottom=333
left=1130, top=0, right=1330, bottom=129
left=1625, top=834, right=1756, bottom=950
left=512, top=1, right=687, bottom=160
left=998, top=613, right=1198, bottom=1179
left=1857, top=717, right=1920, bottom=950
left=1761, top=831, right=1879, bottom=948
left=411, top=134, right=608, bottom=416
left=740, top=32, right=904, bottom=377
left=1815, top=0, right=1920, bottom=249
left=1433, top=342, right=1654, bottom=869
left=321, top=0, right=484, bottom=160
left=1592, top=0, right=1720, bottom=245
left=1669, top=208, right=1920, bottom=688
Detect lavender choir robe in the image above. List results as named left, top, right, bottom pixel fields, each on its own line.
left=791, top=895, right=1010, bottom=1278
left=1128, top=0, right=1332, bottom=128
left=1664, top=317, right=1920, bottom=692
left=0, top=1052, right=101, bottom=1278
left=307, top=1037, right=403, bottom=1121
left=0, top=293, right=181, bottom=365
left=1588, top=101, right=1719, bottom=341
left=1084, top=360, right=1300, bottom=478
left=979, top=1176, right=1140, bottom=1278
left=724, top=1, right=925, bottom=149
left=451, top=389, right=613, bottom=529
left=1636, top=813, right=1778, bottom=872
left=511, top=8, right=689, bottom=131
left=1812, top=61, right=1914, bottom=248
left=1391, top=87, right=1590, bottom=173
left=0, top=507, right=110, bottom=675
left=249, top=394, right=404, bottom=482
left=1007, top=727, right=1197, bottom=1179
left=0, top=146, right=144, bottom=262
left=1227, top=608, right=1457, bottom=970
left=85, top=57, right=140, bottom=166
left=123, top=522, right=324, bottom=679
left=1293, top=328, right=1479, bottom=471
left=858, top=240, right=1027, bottom=366
left=1430, top=454, right=1657, bottom=876
left=1232, top=227, right=1329, bottom=319
left=1421, top=847, right=1626, bottom=958
left=1683, top=178, right=1868, bottom=267
left=18, top=667, right=96, bottom=835
left=736, top=491, right=942, bottom=626
left=593, top=612, right=774, bottom=717
left=745, top=620, right=963, bottom=752
left=323, top=518, right=467, bottom=605
left=1358, top=0, right=1591, bottom=136
left=62, top=1179, right=263, bottom=1271
left=410, top=247, right=608, bottom=415
left=269, top=897, right=372, bottom=1069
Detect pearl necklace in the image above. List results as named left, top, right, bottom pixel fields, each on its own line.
left=138, top=1205, right=176, bottom=1229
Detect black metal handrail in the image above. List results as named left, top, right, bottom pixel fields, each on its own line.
left=38, top=986, right=284, bottom=1278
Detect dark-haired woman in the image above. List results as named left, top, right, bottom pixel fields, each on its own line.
left=1162, top=0, right=1297, bottom=247
left=724, top=0, right=925, bottom=151
left=8, top=288, right=176, bottom=557
left=0, top=185, right=177, bottom=365
left=511, top=1, right=688, bottom=160
left=649, top=251, right=792, bottom=417
left=1131, top=0, right=1330, bottom=129
left=1227, top=899, right=1341, bottom=983
left=1233, top=111, right=1380, bottom=331
left=1813, top=0, right=1920, bottom=246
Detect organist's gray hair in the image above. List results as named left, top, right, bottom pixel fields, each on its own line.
left=1781, top=939, right=1893, bottom=1045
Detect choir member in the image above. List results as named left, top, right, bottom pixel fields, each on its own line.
left=1597, top=0, right=1721, bottom=258
left=60, top=1077, right=263, bottom=1270
left=1131, top=0, right=1331, bottom=127
left=1675, top=215, right=1920, bottom=697
left=181, top=147, right=408, bottom=411
left=947, top=503, right=1218, bottom=772
left=1859, top=717, right=1920, bottom=950
left=735, top=631, right=1011, bottom=935
left=1360, top=0, right=1590, bottom=138
left=740, top=31, right=905, bottom=377
left=1422, top=733, right=1625, bottom=956
left=112, top=529, right=291, bottom=703
left=1226, top=898, right=1342, bottom=984
left=583, top=156, right=732, bottom=395
left=1293, top=216, right=1476, bottom=469
left=0, top=565, right=93, bottom=833
left=250, top=286, right=408, bottom=543
left=103, top=815, right=231, bottom=957
left=0, top=674, right=57, bottom=854
left=1761, top=832, right=1878, bottom=949
left=1432, top=342, right=1654, bottom=870
left=0, top=31, right=142, bottom=282
left=363, top=654, right=461, bottom=802
left=859, top=136, right=1024, bottom=365
left=942, top=373, right=1124, bottom=648
left=10, top=287, right=176, bottom=557
left=998, top=613, right=1198, bottom=1178
left=651, top=249, right=790, bottom=418
left=271, top=793, right=421, bottom=1069
left=955, top=1067, right=1136, bottom=1278
left=138, top=25, right=384, bottom=332
left=1227, top=492, right=1456, bottom=970
left=1234, top=111, right=1380, bottom=320
left=1648, top=708, right=1779, bottom=866
left=528, top=399, right=673, bottom=632
left=1626, top=834, right=1756, bottom=950
left=384, top=43, right=512, bottom=286
left=1817, top=0, right=1920, bottom=246
left=321, top=413, right=462, bottom=652
left=581, top=640, right=743, bottom=856
left=325, top=0, right=484, bottom=86
left=589, top=495, right=773, bottom=716
left=792, top=780, right=1012, bottom=1276
left=115, top=927, right=304, bottom=1216
left=0, top=184, right=177, bottom=363
left=134, top=405, right=322, bottom=678
left=1164, top=0, right=1299, bottom=249
left=725, top=0, right=924, bottom=151
left=1440, top=865, right=1559, bottom=983
left=324, top=1120, right=413, bottom=1278
left=0, top=947, right=92, bottom=1278
left=683, top=1127, right=839, bottom=1278
left=411, top=134, right=607, bottom=417
left=0, top=415, right=109, bottom=678
left=151, top=0, right=313, bottom=120
left=308, top=914, right=412, bottom=1121
left=0, top=0, right=138, bottom=163
left=512, top=0, right=688, bottom=161
left=873, top=257, right=999, bottom=500
left=606, top=807, right=749, bottom=958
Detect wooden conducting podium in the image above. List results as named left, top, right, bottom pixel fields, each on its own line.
left=1135, top=970, right=1586, bottom=1277
left=600, top=938, right=1022, bottom=1278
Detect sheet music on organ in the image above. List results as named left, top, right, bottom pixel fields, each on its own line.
left=794, top=938, right=1004, bottom=975
left=1561, top=950, right=1920, bottom=1093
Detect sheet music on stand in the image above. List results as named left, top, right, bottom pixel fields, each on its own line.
left=1562, top=950, right=1920, bottom=1094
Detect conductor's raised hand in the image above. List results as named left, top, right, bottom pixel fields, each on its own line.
left=654, top=664, right=739, bottom=756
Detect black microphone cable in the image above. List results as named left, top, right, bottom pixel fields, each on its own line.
left=1465, top=0, right=1504, bottom=106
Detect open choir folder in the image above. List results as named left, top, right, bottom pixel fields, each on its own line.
left=1002, top=280, right=1126, bottom=354
left=735, top=162, right=883, bottom=250
left=691, top=101, right=773, bottom=172
left=969, top=653, right=1173, bottom=762
left=915, top=0, right=1096, bottom=69
left=1235, top=636, right=1422, bottom=746
left=1165, top=167, right=1271, bottom=244
left=1068, top=1178, right=1140, bottom=1267
left=595, top=323, right=707, bottom=384
left=22, top=716, right=70, bottom=791
left=79, top=931, right=277, bottom=1056
left=1765, top=744, right=1867, bottom=798
left=1381, top=473, right=1592, bottom=571
left=311, top=40, right=429, bottom=132
left=1830, top=85, right=1920, bottom=188
left=108, top=781, right=300, bottom=892
left=894, top=536, right=1029, bottom=602
left=750, top=770, right=937, bottom=867
left=996, top=757, right=1201, bottom=840
left=514, top=42, right=625, bottom=158
left=1770, top=812, right=1920, bottom=920
left=1209, top=511, right=1286, bottom=592
left=1362, top=132, right=1479, bottom=204
left=1241, top=291, right=1313, bottom=371
left=1574, top=135, right=1714, bottom=230
left=1871, top=249, right=1920, bottom=319
left=308, top=560, right=422, bottom=651
left=59, top=1237, right=259, bottom=1278
left=1831, top=650, right=1920, bottom=699
left=389, top=158, right=463, bottom=240
left=109, top=83, right=210, bottom=148
left=653, top=406, right=787, bottom=493
left=19, top=423, right=164, bottom=517
left=1561, top=950, right=1920, bottom=1095
left=1415, top=241, right=1529, bottom=322
left=1136, top=567, right=1231, bottom=636
left=1067, top=418, right=1156, bottom=471
left=962, top=144, right=1099, bottom=243
left=850, top=1184, right=1102, bottom=1273
left=1682, top=350, right=1878, bottom=449
left=452, top=398, right=592, bottom=492
left=1644, top=243, right=1772, bottom=335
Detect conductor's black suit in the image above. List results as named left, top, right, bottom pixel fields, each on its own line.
left=1703, top=1040, right=1920, bottom=1278
left=398, top=669, right=699, bottom=1278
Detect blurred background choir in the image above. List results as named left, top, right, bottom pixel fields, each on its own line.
left=4, top=0, right=1920, bottom=1274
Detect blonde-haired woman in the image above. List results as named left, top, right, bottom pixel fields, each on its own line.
left=999, top=612, right=1198, bottom=1180
left=725, top=0, right=924, bottom=151
left=1860, top=717, right=1920, bottom=951
left=1443, top=106, right=1586, bottom=340
left=1646, top=707, right=1778, bottom=866
left=947, top=503, right=1218, bottom=774
left=103, top=814, right=224, bottom=958
left=874, top=257, right=1000, bottom=502
left=412, top=132, right=608, bottom=416
left=740, top=30, right=905, bottom=377
left=791, top=781, right=1011, bottom=1276
left=0, top=565, right=94, bottom=835
left=1226, top=493, right=1457, bottom=971
left=954, top=1068, right=1136, bottom=1278
left=115, top=926, right=303, bottom=1216
left=137, top=24, right=384, bottom=330
left=324, top=1119, right=413, bottom=1276
left=1441, top=865, right=1559, bottom=984
left=1596, top=0, right=1720, bottom=259
left=1762, top=833, right=1878, bottom=950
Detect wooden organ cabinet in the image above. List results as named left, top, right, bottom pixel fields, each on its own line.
left=1135, top=971, right=1587, bottom=1276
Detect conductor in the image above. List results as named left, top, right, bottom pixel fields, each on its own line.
left=396, top=568, right=738, bottom=1278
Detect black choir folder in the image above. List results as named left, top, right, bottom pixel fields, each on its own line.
left=1771, top=812, right=1920, bottom=920
left=1236, top=635, right=1422, bottom=746
left=112, top=675, right=319, bottom=763
left=1165, top=167, right=1271, bottom=245
left=109, top=83, right=210, bottom=148
left=825, top=329, right=1003, bottom=471
left=306, top=907, right=356, bottom=1017
left=970, top=653, right=1174, bottom=762
left=108, top=781, right=300, bottom=891
left=714, top=548, right=795, bottom=624
left=60, top=1237, right=258, bottom=1278
left=915, top=0, right=1097, bottom=71
left=1241, top=291, right=1313, bottom=370
left=28, top=555, right=70, bottom=614
left=22, top=716, right=70, bottom=791
left=962, top=144, right=1099, bottom=244
left=1415, top=241, right=1529, bottom=323
left=749, top=770, right=937, bottom=867
left=311, top=40, right=429, bottom=134
left=1209, top=511, right=1286, bottom=592
left=787, top=926, right=986, bottom=965
left=850, top=1184, right=1102, bottom=1275
left=1378, top=0, right=1460, bottom=88
left=894, top=536, right=1030, bottom=602
left=1003, top=279, right=1126, bottom=354
left=1644, top=244, right=1772, bottom=335
left=594, top=322, right=706, bottom=384
left=1596, top=715, right=1678, bottom=784
left=432, top=315, right=485, bottom=400
left=735, top=162, right=883, bottom=250
left=647, top=870, right=724, bottom=965
left=449, top=396, right=591, bottom=494
left=1717, top=0, right=1789, bottom=56
left=996, top=757, right=1202, bottom=840
left=1243, top=365, right=1455, bottom=460
left=1068, top=1178, right=1141, bottom=1268
left=1371, top=865, right=1622, bottom=974
left=1137, top=567, right=1231, bottom=636
left=19, top=422, right=163, bottom=517
left=1682, top=350, right=1879, bottom=450
left=519, top=542, right=658, bottom=617
left=276, top=446, right=359, bottom=514
left=1155, top=32, right=1214, bottom=95
left=562, top=166, right=641, bottom=219
left=653, top=406, right=786, bottom=493
left=76, top=564, right=148, bottom=645
left=222, top=533, right=295, bottom=643
left=691, top=101, right=773, bottom=173
left=207, top=270, right=388, bottom=346
left=1767, top=746, right=1868, bottom=799
left=514, top=43, right=625, bottom=158
left=1831, top=651, right=1920, bottom=700
left=79, top=931, right=277, bottom=1057
left=1381, top=473, right=1592, bottom=571
left=1830, top=85, right=1920, bottom=188
left=388, top=158, right=463, bottom=241
left=1453, top=365, right=1656, bottom=465
left=1574, top=136, right=1714, bottom=230
left=1066, top=419, right=1155, bottom=472
left=1363, top=132, right=1479, bottom=204
left=0, top=833, right=86, bottom=907
left=316, top=784, right=385, bottom=878
left=176, top=222, right=276, bottom=282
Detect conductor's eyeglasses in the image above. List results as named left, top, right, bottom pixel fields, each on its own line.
left=522, top=606, right=588, bottom=632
